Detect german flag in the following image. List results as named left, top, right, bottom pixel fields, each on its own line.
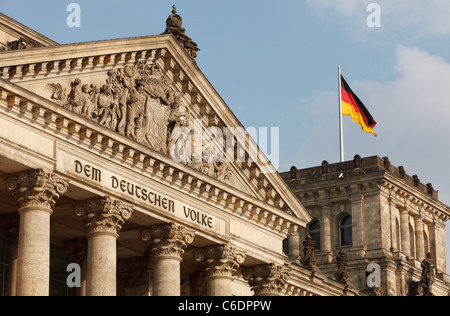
left=341, top=75, right=377, bottom=137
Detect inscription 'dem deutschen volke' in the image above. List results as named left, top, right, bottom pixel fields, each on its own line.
left=74, top=160, right=213, bottom=229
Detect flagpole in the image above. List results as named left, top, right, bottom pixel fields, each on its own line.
left=338, top=65, right=344, bottom=162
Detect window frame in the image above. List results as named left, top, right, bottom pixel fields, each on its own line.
left=307, top=219, right=321, bottom=250
left=339, top=214, right=353, bottom=246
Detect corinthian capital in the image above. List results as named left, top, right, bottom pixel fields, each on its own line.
left=5, top=169, right=69, bottom=212
left=74, top=196, right=134, bottom=238
left=140, top=222, right=195, bottom=260
left=193, top=244, right=246, bottom=279
left=243, top=263, right=290, bottom=296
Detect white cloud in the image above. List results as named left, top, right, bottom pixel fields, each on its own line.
left=307, top=0, right=450, bottom=37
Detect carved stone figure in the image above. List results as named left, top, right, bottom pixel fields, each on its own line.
left=420, top=252, right=434, bottom=294
left=335, top=249, right=350, bottom=285
left=68, top=78, right=88, bottom=115
left=290, top=166, right=298, bottom=180
left=215, top=162, right=232, bottom=182
left=353, top=155, right=362, bottom=168
left=410, top=252, right=434, bottom=296
left=163, top=6, right=200, bottom=60
left=96, top=84, right=115, bottom=127
left=46, top=83, right=67, bottom=106
left=46, top=60, right=232, bottom=183
left=383, top=156, right=391, bottom=170
left=301, top=234, right=319, bottom=272
left=413, top=175, right=420, bottom=187
left=321, top=160, right=329, bottom=175
left=427, top=183, right=434, bottom=196
left=7, top=37, right=42, bottom=50
left=398, top=166, right=406, bottom=178
left=126, top=83, right=147, bottom=139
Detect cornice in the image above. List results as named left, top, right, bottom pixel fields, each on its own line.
left=380, top=174, right=450, bottom=223
left=0, top=76, right=306, bottom=238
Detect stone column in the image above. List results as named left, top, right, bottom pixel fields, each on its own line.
left=0, top=213, right=19, bottom=296
left=349, top=195, right=364, bottom=248
left=64, top=237, right=88, bottom=296
left=399, top=208, right=411, bottom=258
left=287, top=230, right=300, bottom=260
left=414, top=217, right=425, bottom=262
left=320, top=204, right=332, bottom=255
left=74, top=196, right=134, bottom=296
left=243, top=263, right=290, bottom=296
left=5, top=169, right=69, bottom=296
left=194, top=244, right=246, bottom=296
left=428, top=220, right=446, bottom=274
left=140, top=223, right=195, bottom=296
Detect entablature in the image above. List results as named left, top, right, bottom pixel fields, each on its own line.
left=0, top=76, right=306, bottom=242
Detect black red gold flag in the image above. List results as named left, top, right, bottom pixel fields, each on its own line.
left=340, top=75, right=377, bottom=137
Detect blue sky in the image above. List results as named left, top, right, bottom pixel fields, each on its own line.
left=2, top=1, right=450, bottom=274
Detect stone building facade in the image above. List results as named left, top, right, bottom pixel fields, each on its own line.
left=283, top=156, right=450, bottom=296
left=0, top=9, right=363, bottom=297
left=1, top=7, right=447, bottom=297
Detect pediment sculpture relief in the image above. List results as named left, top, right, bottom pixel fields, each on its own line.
left=46, top=61, right=231, bottom=183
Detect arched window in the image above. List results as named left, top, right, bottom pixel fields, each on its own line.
left=339, top=215, right=353, bottom=246
left=307, top=219, right=321, bottom=250
left=395, top=218, right=401, bottom=251
left=409, top=224, right=415, bottom=258
left=424, top=231, right=429, bottom=256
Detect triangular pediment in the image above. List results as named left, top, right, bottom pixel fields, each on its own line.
left=0, top=34, right=311, bottom=225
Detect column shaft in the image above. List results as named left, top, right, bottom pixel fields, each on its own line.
left=414, top=218, right=425, bottom=262
left=399, top=209, right=411, bottom=257
left=87, top=234, right=117, bottom=296
left=287, top=231, right=300, bottom=260
left=16, top=208, right=51, bottom=296
left=152, top=256, right=181, bottom=296
left=75, top=196, right=134, bottom=297
left=320, top=206, right=332, bottom=253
